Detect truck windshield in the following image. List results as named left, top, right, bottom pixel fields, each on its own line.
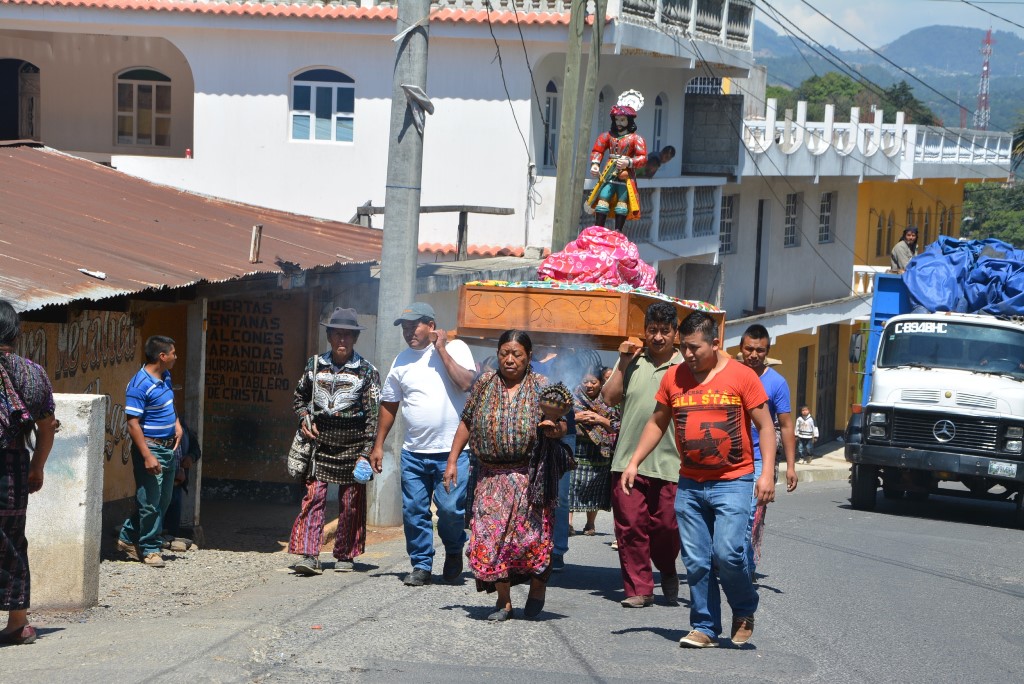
left=878, top=319, right=1024, bottom=379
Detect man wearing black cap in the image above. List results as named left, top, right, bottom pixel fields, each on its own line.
left=289, top=307, right=381, bottom=576
left=890, top=226, right=918, bottom=273
left=370, top=302, right=476, bottom=586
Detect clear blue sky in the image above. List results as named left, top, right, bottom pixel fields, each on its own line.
left=763, top=0, right=1024, bottom=50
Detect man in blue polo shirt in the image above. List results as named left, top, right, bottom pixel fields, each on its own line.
left=117, top=335, right=183, bottom=567
left=738, top=325, right=797, bottom=579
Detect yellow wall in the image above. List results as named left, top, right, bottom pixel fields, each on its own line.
left=853, top=178, right=966, bottom=266
left=17, top=304, right=188, bottom=502
left=727, top=323, right=863, bottom=437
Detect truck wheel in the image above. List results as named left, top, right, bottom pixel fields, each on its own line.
left=1015, top=494, right=1024, bottom=530
left=850, top=464, right=879, bottom=511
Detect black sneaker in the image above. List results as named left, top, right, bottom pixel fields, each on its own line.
left=293, top=555, right=323, bottom=576
left=442, top=554, right=464, bottom=582
left=404, top=568, right=432, bottom=586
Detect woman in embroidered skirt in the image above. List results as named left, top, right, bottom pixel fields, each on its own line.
left=568, top=365, right=619, bottom=535
left=443, top=330, right=568, bottom=621
left=0, top=299, right=58, bottom=646
left=288, top=307, right=380, bottom=576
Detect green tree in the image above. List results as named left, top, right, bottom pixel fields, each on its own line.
left=963, top=182, right=1024, bottom=245
left=882, top=81, right=938, bottom=125
left=764, top=72, right=939, bottom=125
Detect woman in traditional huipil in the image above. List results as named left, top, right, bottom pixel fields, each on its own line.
left=288, top=307, right=380, bottom=576
left=443, top=330, right=569, bottom=621
left=0, top=299, right=57, bottom=646
left=568, top=365, right=619, bottom=535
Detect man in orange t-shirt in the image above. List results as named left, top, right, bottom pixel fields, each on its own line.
left=621, top=311, right=777, bottom=649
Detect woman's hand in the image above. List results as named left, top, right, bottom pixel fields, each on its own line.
left=28, top=464, right=44, bottom=493
left=540, top=418, right=566, bottom=439
left=300, top=414, right=319, bottom=441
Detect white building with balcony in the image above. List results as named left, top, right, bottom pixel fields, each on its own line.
left=717, top=98, right=1013, bottom=438
left=0, top=0, right=755, bottom=261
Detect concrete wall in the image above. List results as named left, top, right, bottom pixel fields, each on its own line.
left=719, top=176, right=858, bottom=316
left=0, top=31, right=195, bottom=157
left=3, top=19, right=728, bottom=252
left=25, top=394, right=105, bottom=610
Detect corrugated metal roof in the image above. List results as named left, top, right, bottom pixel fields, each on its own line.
left=0, top=144, right=382, bottom=312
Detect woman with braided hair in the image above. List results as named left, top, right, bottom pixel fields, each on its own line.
left=443, top=330, right=570, bottom=622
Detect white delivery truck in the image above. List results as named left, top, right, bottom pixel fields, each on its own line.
left=845, top=273, right=1024, bottom=527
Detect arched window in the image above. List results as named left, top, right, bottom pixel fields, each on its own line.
left=290, top=68, right=355, bottom=143
left=116, top=68, right=171, bottom=147
left=652, top=93, right=666, bottom=153
left=906, top=207, right=914, bottom=230
left=923, top=209, right=932, bottom=245
left=543, top=80, right=559, bottom=167
left=887, top=212, right=895, bottom=255
left=875, top=212, right=885, bottom=257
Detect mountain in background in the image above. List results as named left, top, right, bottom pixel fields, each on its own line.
left=753, top=21, right=1024, bottom=131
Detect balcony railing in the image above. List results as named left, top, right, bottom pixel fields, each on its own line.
left=852, top=265, right=889, bottom=294
left=577, top=180, right=723, bottom=247
left=259, top=0, right=754, bottom=50
left=915, top=127, right=1013, bottom=166
left=615, top=0, right=754, bottom=49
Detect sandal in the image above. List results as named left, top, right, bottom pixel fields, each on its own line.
left=486, top=607, right=513, bottom=622
left=1, top=625, right=37, bottom=646
left=583, top=526, right=597, bottom=536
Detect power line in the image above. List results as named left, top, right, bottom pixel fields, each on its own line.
left=482, top=4, right=532, bottom=163
left=959, top=0, right=1024, bottom=31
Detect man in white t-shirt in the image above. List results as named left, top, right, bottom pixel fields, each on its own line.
left=369, top=302, right=476, bottom=587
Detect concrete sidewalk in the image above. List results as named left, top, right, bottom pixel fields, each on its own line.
left=792, top=439, right=850, bottom=484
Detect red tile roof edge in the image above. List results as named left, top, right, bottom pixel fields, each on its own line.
left=419, top=242, right=550, bottom=258
left=0, top=0, right=598, bottom=25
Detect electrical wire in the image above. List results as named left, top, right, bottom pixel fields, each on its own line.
left=958, top=0, right=1024, bottom=31
left=483, top=3, right=533, bottom=163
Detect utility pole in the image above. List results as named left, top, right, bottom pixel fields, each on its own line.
left=569, top=0, right=605, bottom=229
left=550, top=0, right=587, bottom=252
left=371, top=0, right=431, bottom=527
left=551, top=0, right=605, bottom=252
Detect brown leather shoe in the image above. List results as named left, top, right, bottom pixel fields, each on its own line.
left=143, top=553, right=166, bottom=568
left=116, top=539, right=140, bottom=562
left=620, top=594, right=654, bottom=608
left=731, top=616, right=755, bottom=645
left=679, top=630, right=718, bottom=648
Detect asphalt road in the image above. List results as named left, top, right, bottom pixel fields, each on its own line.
left=6, top=480, right=1024, bottom=683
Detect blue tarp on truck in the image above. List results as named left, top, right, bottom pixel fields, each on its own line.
left=903, top=236, right=1024, bottom=315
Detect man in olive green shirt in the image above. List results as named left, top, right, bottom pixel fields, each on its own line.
left=602, top=302, right=682, bottom=608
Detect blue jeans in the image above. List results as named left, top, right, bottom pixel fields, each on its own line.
left=676, top=474, right=759, bottom=638
left=120, top=442, right=176, bottom=556
left=401, top=449, right=468, bottom=571
left=552, top=470, right=571, bottom=557
left=745, top=459, right=762, bottom=578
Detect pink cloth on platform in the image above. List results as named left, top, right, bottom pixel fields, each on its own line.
left=537, top=226, right=658, bottom=291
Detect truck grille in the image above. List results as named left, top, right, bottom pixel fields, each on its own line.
left=890, top=410, right=1000, bottom=452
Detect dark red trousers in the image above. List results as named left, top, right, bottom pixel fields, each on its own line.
left=611, top=472, right=680, bottom=597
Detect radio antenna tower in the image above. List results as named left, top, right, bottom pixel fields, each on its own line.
left=973, top=29, right=993, bottom=130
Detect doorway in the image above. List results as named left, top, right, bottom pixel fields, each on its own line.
left=815, top=324, right=839, bottom=440
left=0, top=59, right=41, bottom=141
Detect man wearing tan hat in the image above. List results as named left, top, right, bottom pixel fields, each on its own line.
left=370, top=302, right=476, bottom=586
left=289, top=307, right=381, bottom=576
